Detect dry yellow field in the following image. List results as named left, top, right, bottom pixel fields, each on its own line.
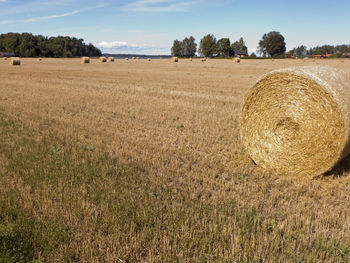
left=1, top=57, right=350, bottom=261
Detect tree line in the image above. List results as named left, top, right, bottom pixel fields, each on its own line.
left=287, top=44, right=350, bottom=58
left=172, top=31, right=350, bottom=58
left=171, top=35, right=250, bottom=58
left=171, top=31, right=286, bottom=58
left=0, top=33, right=102, bottom=57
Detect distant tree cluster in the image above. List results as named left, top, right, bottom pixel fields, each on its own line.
left=171, top=36, right=197, bottom=57
left=171, top=34, right=248, bottom=58
left=0, top=33, right=102, bottom=57
left=287, top=44, right=350, bottom=58
left=258, top=31, right=286, bottom=58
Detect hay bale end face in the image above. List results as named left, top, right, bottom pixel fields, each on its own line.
left=147, top=58, right=151, bottom=61
left=81, top=57, right=90, bottom=64
left=233, top=57, right=241, bottom=63
left=10, top=57, right=20, bottom=66
left=108, top=57, right=115, bottom=62
left=171, top=57, right=179, bottom=62
left=99, top=56, right=107, bottom=63
left=240, top=66, right=350, bottom=177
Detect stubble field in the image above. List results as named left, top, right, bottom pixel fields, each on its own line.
left=1, top=57, right=350, bottom=262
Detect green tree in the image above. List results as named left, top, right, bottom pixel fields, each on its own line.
left=182, top=36, right=196, bottom=57
left=258, top=31, right=286, bottom=57
left=0, top=33, right=101, bottom=57
left=198, top=34, right=216, bottom=57
left=216, top=38, right=231, bottom=57
left=231, top=37, right=248, bottom=56
left=171, top=40, right=183, bottom=57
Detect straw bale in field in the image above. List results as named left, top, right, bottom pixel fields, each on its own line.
left=99, top=56, right=107, bottom=63
left=4, top=57, right=7, bottom=60
left=233, top=57, right=241, bottom=63
left=148, top=58, right=151, bottom=61
left=39, top=58, right=42, bottom=61
left=189, top=58, right=193, bottom=61
left=108, top=57, right=115, bottom=62
left=171, top=57, right=178, bottom=62
left=240, top=66, right=350, bottom=177
left=10, top=57, right=20, bottom=66
left=200, top=58, right=206, bottom=62
left=81, top=57, right=90, bottom=64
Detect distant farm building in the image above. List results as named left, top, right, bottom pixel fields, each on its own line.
left=313, top=54, right=333, bottom=59
left=235, top=50, right=247, bottom=58
left=0, top=52, right=15, bottom=57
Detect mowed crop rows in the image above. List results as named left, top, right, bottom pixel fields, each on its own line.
left=1, top=58, right=350, bottom=261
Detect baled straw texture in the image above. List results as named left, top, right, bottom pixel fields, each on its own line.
left=240, top=66, right=350, bottom=177
left=108, top=57, right=115, bottom=62
left=171, top=57, right=178, bottom=62
left=147, top=58, right=151, bottom=61
left=201, top=58, right=206, bottom=62
left=10, top=57, right=20, bottom=66
left=233, top=57, right=241, bottom=63
left=81, top=57, right=90, bottom=64
left=99, top=56, right=107, bottom=63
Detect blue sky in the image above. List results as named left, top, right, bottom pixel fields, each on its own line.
left=0, top=0, right=350, bottom=55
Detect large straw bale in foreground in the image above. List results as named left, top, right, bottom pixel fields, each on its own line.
left=81, top=57, right=90, bottom=64
left=10, top=57, right=20, bottom=66
left=99, top=56, right=107, bottom=63
left=171, top=57, right=178, bottom=62
left=240, top=66, right=350, bottom=177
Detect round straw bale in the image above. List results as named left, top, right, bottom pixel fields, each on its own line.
left=240, top=66, right=350, bottom=177
left=108, top=57, right=115, bottom=62
left=39, top=58, right=42, bottom=61
left=99, top=56, right=107, bottom=63
left=81, top=57, right=90, bottom=64
left=147, top=58, right=151, bottom=61
left=4, top=57, right=7, bottom=60
left=189, top=58, right=193, bottom=61
left=233, top=57, right=240, bottom=63
left=125, top=58, right=129, bottom=61
left=200, top=58, right=206, bottom=62
left=171, top=57, right=178, bottom=62
left=10, top=57, right=20, bottom=66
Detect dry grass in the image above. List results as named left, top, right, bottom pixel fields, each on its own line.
left=1, top=58, right=350, bottom=261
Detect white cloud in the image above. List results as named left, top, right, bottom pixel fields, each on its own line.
left=95, top=40, right=147, bottom=49
left=25, top=10, right=81, bottom=22
left=125, top=0, right=199, bottom=12
left=0, top=19, right=14, bottom=24
left=94, top=40, right=169, bottom=55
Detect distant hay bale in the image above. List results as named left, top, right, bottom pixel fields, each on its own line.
left=233, top=57, right=241, bottom=63
left=240, top=66, right=350, bottom=177
left=148, top=58, right=151, bottom=61
left=171, top=57, right=178, bottom=62
left=9, top=57, right=20, bottom=66
left=108, top=57, right=115, bottom=62
left=39, top=58, right=42, bottom=61
left=4, top=57, right=7, bottom=60
left=189, top=58, right=193, bottom=61
left=200, top=58, right=206, bottom=62
left=99, top=56, right=107, bottom=63
left=81, top=57, right=90, bottom=64
left=125, top=58, right=129, bottom=61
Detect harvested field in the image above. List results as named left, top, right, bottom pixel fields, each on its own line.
left=1, top=58, right=350, bottom=262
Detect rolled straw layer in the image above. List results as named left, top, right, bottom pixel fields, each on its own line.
left=240, top=66, right=350, bottom=177
left=10, top=57, right=20, bottom=66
